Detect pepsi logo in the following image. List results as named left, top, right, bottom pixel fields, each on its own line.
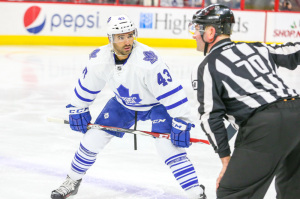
left=24, top=6, right=46, bottom=34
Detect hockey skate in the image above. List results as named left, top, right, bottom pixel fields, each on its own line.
left=51, top=176, right=82, bottom=199
left=199, top=185, right=207, bottom=199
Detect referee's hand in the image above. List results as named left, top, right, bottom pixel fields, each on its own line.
left=217, top=156, right=231, bottom=190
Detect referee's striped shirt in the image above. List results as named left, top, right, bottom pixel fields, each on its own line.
left=196, top=38, right=300, bottom=158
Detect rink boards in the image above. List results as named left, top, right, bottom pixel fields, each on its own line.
left=1, top=2, right=300, bottom=47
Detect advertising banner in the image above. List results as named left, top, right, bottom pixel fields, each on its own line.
left=0, top=2, right=264, bottom=40
left=230, top=11, right=266, bottom=42
left=0, top=2, right=298, bottom=45
left=266, top=12, right=300, bottom=43
left=0, top=3, right=194, bottom=39
left=0, top=3, right=104, bottom=36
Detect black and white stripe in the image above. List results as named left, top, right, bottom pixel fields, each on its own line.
left=196, top=39, right=300, bottom=157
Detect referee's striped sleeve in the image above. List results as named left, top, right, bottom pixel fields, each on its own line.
left=198, top=63, right=230, bottom=158
left=264, top=42, right=300, bottom=70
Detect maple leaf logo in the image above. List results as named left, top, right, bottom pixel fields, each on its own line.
left=143, top=51, right=158, bottom=64
left=116, top=85, right=142, bottom=105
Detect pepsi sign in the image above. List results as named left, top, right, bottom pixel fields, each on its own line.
left=24, top=6, right=46, bottom=34
left=23, top=5, right=100, bottom=35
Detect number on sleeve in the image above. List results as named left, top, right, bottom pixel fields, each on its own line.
left=157, top=69, right=172, bottom=86
left=157, top=73, right=168, bottom=86
left=163, top=69, right=172, bottom=82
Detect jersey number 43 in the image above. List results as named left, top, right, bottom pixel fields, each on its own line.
left=157, top=69, right=172, bottom=86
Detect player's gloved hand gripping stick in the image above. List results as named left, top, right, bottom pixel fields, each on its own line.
left=171, top=118, right=195, bottom=148
left=47, top=117, right=210, bottom=145
left=66, top=104, right=91, bottom=134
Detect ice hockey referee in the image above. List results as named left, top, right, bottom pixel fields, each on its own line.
left=189, top=4, right=300, bottom=199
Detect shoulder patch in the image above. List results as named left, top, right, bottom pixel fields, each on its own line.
left=143, top=51, right=158, bottom=64
left=89, top=49, right=101, bottom=60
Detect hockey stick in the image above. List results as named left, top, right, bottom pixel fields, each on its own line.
left=47, top=117, right=210, bottom=145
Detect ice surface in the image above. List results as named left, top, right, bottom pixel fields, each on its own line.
left=1, top=45, right=299, bottom=199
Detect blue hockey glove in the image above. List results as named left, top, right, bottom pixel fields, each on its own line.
left=171, top=118, right=195, bottom=148
left=66, top=104, right=91, bottom=134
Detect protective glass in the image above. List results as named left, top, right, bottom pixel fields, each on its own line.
left=188, top=23, right=205, bottom=35
left=111, top=30, right=137, bottom=43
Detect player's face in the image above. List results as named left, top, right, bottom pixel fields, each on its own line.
left=112, top=31, right=135, bottom=58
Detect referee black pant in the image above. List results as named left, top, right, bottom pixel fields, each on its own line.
left=217, top=99, right=300, bottom=199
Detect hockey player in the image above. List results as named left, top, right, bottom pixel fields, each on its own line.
left=51, top=14, right=206, bottom=199
left=190, top=4, right=300, bottom=199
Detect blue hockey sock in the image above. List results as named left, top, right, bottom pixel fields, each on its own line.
left=69, top=143, right=97, bottom=180
left=165, top=152, right=200, bottom=192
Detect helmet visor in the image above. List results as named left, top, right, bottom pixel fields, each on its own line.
left=188, top=23, right=205, bottom=35
left=111, top=30, right=137, bottom=43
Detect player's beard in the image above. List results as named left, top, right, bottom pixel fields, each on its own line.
left=113, top=44, right=132, bottom=57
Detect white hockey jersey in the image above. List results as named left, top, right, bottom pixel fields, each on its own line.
left=71, top=41, right=192, bottom=121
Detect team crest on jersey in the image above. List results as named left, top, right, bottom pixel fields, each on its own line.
left=143, top=51, right=158, bottom=64
left=116, top=85, right=142, bottom=105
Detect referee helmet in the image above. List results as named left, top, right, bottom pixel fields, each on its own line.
left=192, top=4, right=235, bottom=36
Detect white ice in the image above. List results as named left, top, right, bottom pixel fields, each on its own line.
left=1, top=45, right=299, bottom=199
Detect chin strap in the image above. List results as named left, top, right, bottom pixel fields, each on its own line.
left=112, top=51, right=129, bottom=57
left=201, top=34, right=218, bottom=56
left=203, top=42, right=209, bottom=56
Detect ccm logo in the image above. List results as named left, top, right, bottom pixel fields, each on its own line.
left=152, top=119, right=166, bottom=124
left=70, top=108, right=88, bottom=114
left=172, top=123, right=182, bottom=128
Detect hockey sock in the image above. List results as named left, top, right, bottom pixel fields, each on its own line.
left=68, top=129, right=113, bottom=180
left=69, top=143, right=97, bottom=180
left=165, top=152, right=203, bottom=197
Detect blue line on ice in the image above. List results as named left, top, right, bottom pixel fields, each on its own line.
left=0, top=155, right=186, bottom=199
